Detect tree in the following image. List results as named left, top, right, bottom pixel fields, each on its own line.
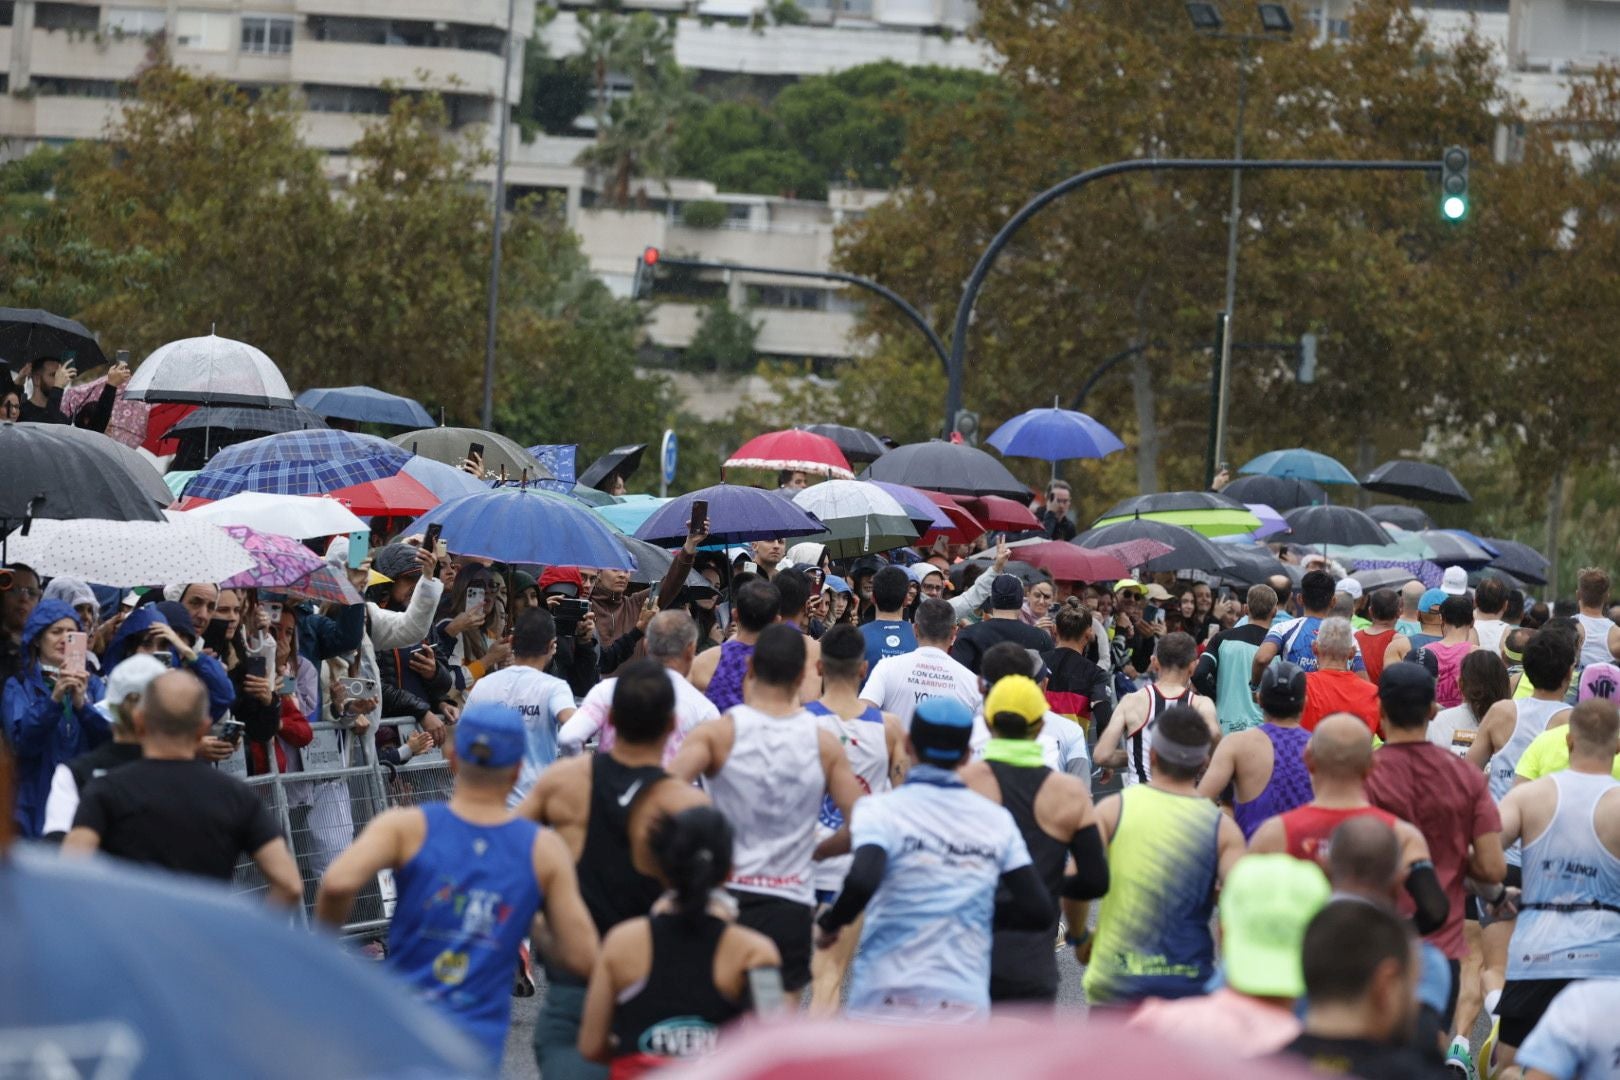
left=573, top=11, right=694, bottom=206
left=682, top=299, right=761, bottom=373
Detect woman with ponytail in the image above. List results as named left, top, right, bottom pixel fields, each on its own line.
left=578, top=806, right=782, bottom=1077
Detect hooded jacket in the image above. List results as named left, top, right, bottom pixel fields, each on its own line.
left=105, top=605, right=234, bottom=721
left=3, top=600, right=108, bottom=838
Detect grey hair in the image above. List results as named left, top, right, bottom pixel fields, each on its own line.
left=1315, top=617, right=1356, bottom=659
left=646, top=609, right=699, bottom=659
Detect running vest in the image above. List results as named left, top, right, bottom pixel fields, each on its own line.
left=1279, top=804, right=1397, bottom=868
left=579, top=755, right=667, bottom=931
left=1428, top=641, right=1473, bottom=709
left=807, top=700, right=890, bottom=892
left=1577, top=613, right=1615, bottom=670
left=1232, top=724, right=1314, bottom=840
left=1508, top=771, right=1620, bottom=981
left=387, top=804, right=542, bottom=1063
left=987, top=759, right=1066, bottom=1001
left=609, top=914, right=744, bottom=1079
left=1490, top=697, right=1571, bottom=868
left=1083, top=785, right=1221, bottom=1005
left=705, top=639, right=754, bottom=713
left=1356, top=628, right=1395, bottom=686
left=709, top=704, right=824, bottom=905
left=1125, top=684, right=1197, bottom=787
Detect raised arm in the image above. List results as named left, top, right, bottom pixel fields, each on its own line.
left=315, top=808, right=415, bottom=928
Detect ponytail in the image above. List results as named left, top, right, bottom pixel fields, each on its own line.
left=649, top=807, right=734, bottom=922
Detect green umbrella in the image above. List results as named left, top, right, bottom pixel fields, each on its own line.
left=1327, top=524, right=1436, bottom=562
left=1090, top=506, right=1261, bottom=539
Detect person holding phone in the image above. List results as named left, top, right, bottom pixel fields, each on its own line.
left=435, top=567, right=513, bottom=692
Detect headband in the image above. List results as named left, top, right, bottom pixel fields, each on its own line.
left=1152, top=727, right=1212, bottom=768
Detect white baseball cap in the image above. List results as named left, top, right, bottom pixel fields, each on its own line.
left=1334, top=577, right=1363, bottom=600
left=1440, top=566, right=1469, bottom=595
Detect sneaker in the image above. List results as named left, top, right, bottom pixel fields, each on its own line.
left=1444, top=1035, right=1478, bottom=1080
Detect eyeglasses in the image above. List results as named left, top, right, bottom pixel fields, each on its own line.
left=8, top=587, right=42, bottom=600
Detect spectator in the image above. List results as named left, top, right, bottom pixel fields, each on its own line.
left=538, top=566, right=602, bottom=698
left=436, top=564, right=513, bottom=691
left=1039, top=480, right=1076, bottom=541
left=368, top=547, right=455, bottom=738
left=951, top=575, right=1054, bottom=676
left=1301, top=618, right=1382, bottom=735
left=163, top=582, right=219, bottom=639
left=0, top=563, right=42, bottom=688
left=42, top=654, right=166, bottom=840
left=64, top=670, right=301, bottom=906
left=1021, top=578, right=1058, bottom=638
left=0, top=383, right=19, bottom=421
left=242, top=607, right=315, bottom=780
left=151, top=600, right=236, bottom=723
left=42, top=578, right=100, bottom=664
left=463, top=609, right=577, bottom=807
left=749, top=537, right=787, bottom=581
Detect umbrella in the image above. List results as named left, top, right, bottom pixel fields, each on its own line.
left=183, top=431, right=413, bottom=501
left=634, top=484, right=825, bottom=548
left=0, top=308, right=106, bottom=372
left=295, top=386, right=434, bottom=429
left=1243, top=503, right=1290, bottom=541
left=914, top=489, right=988, bottom=546
left=1209, top=537, right=1294, bottom=588
left=163, top=470, right=198, bottom=500
left=164, top=405, right=327, bottom=438
left=1352, top=565, right=1424, bottom=591
left=791, top=480, right=919, bottom=558
left=578, top=444, right=646, bottom=492
left=399, top=455, right=487, bottom=503
left=528, top=444, right=579, bottom=485
left=1220, top=474, right=1327, bottom=510
left=169, top=491, right=368, bottom=539
left=954, top=494, right=1042, bottom=533
left=123, top=335, right=294, bottom=407
left=615, top=534, right=712, bottom=590
left=406, top=487, right=634, bottom=569
left=388, top=427, right=552, bottom=480
left=1087, top=538, right=1178, bottom=569
left=725, top=429, right=854, bottom=480
left=976, top=540, right=1130, bottom=582
left=42, top=423, right=175, bottom=511
left=1092, top=491, right=1261, bottom=539
left=551, top=482, right=618, bottom=508
left=1239, top=447, right=1359, bottom=486
left=1098, top=491, right=1245, bottom=517
left=325, top=473, right=444, bottom=518
left=800, top=423, right=888, bottom=464
left=1075, top=520, right=1237, bottom=574
left=214, top=526, right=362, bottom=604
left=1362, top=460, right=1471, bottom=504
left=1417, top=529, right=1495, bottom=569
left=1283, top=505, right=1392, bottom=549
left=862, top=441, right=1029, bottom=501
left=1353, top=557, right=1443, bottom=590
left=1486, top=538, right=1550, bottom=586
left=592, top=494, right=669, bottom=535
left=3, top=518, right=256, bottom=587
left=1366, top=503, right=1435, bottom=532
left=0, top=423, right=167, bottom=525
left=985, top=405, right=1125, bottom=461
left=0, top=845, right=488, bottom=1079
left=865, top=481, right=953, bottom=535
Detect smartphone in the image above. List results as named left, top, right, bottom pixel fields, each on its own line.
left=62, top=632, right=87, bottom=675
left=467, top=441, right=485, bottom=463
left=202, top=617, right=231, bottom=656
left=347, top=529, right=370, bottom=570
left=219, top=717, right=245, bottom=745
left=422, top=523, right=443, bottom=577
left=747, top=966, right=786, bottom=1016
left=245, top=655, right=268, bottom=679
left=278, top=672, right=297, bottom=697
left=263, top=601, right=283, bottom=627
left=807, top=568, right=825, bottom=590
left=464, top=587, right=486, bottom=615
left=689, top=498, right=709, bottom=535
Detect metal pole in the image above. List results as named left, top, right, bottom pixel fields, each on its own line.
left=1205, top=312, right=1230, bottom=488
left=481, top=0, right=519, bottom=431
left=1211, top=39, right=1249, bottom=482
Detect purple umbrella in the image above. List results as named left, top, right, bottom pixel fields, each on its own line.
left=634, top=483, right=825, bottom=548
left=1244, top=503, right=1289, bottom=541
left=399, top=455, right=487, bottom=502
left=217, top=526, right=362, bottom=604
left=866, top=481, right=953, bottom=535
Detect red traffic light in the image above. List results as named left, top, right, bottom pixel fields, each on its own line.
left=642, top=247, right=660, bottom=267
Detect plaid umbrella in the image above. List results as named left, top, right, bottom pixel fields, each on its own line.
left=186, top=430, right=412, bottom=500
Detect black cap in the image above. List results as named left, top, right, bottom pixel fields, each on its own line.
left=1259, top=660, right=1308, bottom=716
left=1380, top=660, right=1436, bottom=711
left=373, top=542, right=422, bottom=582
left=990, top=574, right=1025, bottom=611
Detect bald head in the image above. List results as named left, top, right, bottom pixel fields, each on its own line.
left=1307, top=713, right=1374, bottom=780
left=1400, top=580, right=1425, bottom=616
left=1569, top=699, right=1620, bottom=760
left=141, top=669, right=209, bottom=739
left=1328, top=816, right=1401, bottom=895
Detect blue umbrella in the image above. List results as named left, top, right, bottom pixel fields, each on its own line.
left=634, top=483, right=825, bottom=548
left=207, top=429, right=411, bottom=473
left=1238, top=447, right=1360, bottom=486
left=296, top=385, right=435, bottom=428
left=986, top=405, right=1125, bottom=462
left=184, top=431, right=412, bottom=500
left=400, top=455, right=487, bottom=502
left=406, top=486, right=634, bottom=569
left=528, top=444, right=578, bottom=485
left=593, top=494, right=669, bottom=535
left=0, top=846, right=487, bottom=1078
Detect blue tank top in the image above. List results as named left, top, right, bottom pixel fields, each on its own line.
left=705, top=639, right=754, bottom=713
left=1509, top=771, right=1620, bottom=981
left=1232, top=723, right=1314, bottom=840
left=387, top=804, right=543, bottom=1064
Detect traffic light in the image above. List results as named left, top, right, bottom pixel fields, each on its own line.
left=631, top=246, right=660, bottom=300
left=1297, top=332, right=1318, bottom=385
left=1440, top=146, right=1468, bottom=222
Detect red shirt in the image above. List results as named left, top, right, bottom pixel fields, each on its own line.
left=1301, top=669, right=1382, bottom=737
left=1356, top=628, right=1395, bottom=685
left=1279, top=804, right=1397, bottom=868
left=1365, top=740, right=1502, bottom=959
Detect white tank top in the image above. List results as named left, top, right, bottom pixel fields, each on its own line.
left=808, top=701, right=891, bottom=891
left=1577, top=613, right=1615, bottom=670
left=1491, top=696, right=1571, bottom=866
left=709, top=704, right=825, bottom=905
left=1509, top=770, right=1620, bottom=980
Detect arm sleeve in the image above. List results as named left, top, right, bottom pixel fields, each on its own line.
left=72, top=780, right=111, bottom=833
left=1192, top=647, right=1219, bottom=700
left=71, top=382, right=117, bottom=434
left=1061, top=824, right=1110, bottom=900
left=949, top=570, right=996, bottom=619
left=1087, top=666, right=1114, bottom=736
left=42, top=764, right=81, bottom=841
left=565, top=637, right=600, bottom=698
left=186, top=653, right=236, bottom=721
left=370, top=578, right=444, bottom=652
left=238, top=789, right=283, bottom=855
left=994, top=864, right=1057, bottom=931
left=231, top=667, right=282, bottom=744
left=4, top=684, right=61, bottom=757
left=598, top=628, right=644, bottom=676
left=557, top=697, right=607, bottom=753
left=656, top=548, right=695, bottom=612
left=382, top=683, right=430, bottom=722
left=276, top=695, right=313, bottom=748
left=1404, top=861, right=1450, bottom=936
left=307, top=606, right=366, bottom=663
left=817, top=844, right=888, bottom=931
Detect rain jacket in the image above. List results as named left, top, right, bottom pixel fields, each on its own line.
left=103, top=606, right=234, bottom=721
left=3, top=600, right=108, bottom=838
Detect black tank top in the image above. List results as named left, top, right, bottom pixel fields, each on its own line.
left=987, top=759, right=1065, bottom=1001
left=611, top=914, right=743, bottom=1071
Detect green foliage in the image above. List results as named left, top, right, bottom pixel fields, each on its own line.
left=679, top=199, right=729, bottom=229
left=682, top=299, right=761, bottom=374
left=574, top=10, right=697, bottom=206
left=767, top=0, right=810, bottom=25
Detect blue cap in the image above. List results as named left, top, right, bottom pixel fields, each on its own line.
left=823, top=574, right=852, bottom=595
left=1418, top=587, right=1448, bottom=614
left=910, top=696, right=975, bottom=765
left=454, top=703, right=526, bottom=768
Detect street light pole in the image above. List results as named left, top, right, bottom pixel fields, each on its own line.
left=481, top=0, right=520, bottom=431
left=1210, top=35, right=1250, bottom=487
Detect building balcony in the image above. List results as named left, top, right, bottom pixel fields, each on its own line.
left=25, top=27, right=150, bottom=81
left=290, top=39, right=517, bottom=100
left=293, top=0, right=537, bottom=34
left=646, top=302, right=858, bottom=360
left=0, top=94, right=122, bottom=141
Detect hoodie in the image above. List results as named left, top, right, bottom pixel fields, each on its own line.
left=102, top=605, right=234, bottom=721
left=3, top=600, right=108, bottom=837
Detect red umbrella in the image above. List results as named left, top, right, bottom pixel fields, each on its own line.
left=955, top=493, right=1040, bottom=532
left=725, top=429, right=854, bottom=480
left=1004, top=540, right=1130, bottom=581
left=327, top=472, right=441, bottom=517
left=915, top=489, right=987, bottom=546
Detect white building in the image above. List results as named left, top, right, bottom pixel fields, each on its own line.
left=1506, top=0, right=1620, bottom=116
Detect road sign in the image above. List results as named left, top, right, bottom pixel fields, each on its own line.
left=660, top=429, right=678, bottom=495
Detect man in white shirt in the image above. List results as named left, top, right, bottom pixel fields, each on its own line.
left=463, top=609, right=576, bottom=807
left=1474, top=576, right=1510, bottom=657
left=558, top=610, right=717, bottom=764
left=860, top=598, right=982, bottom=729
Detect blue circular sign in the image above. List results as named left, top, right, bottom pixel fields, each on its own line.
left=661, top=429, right=678, bottom=485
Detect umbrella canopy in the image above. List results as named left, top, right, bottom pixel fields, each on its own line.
left=955, top=494, right=1041, bottom=532
left=1352, top=565, right=1424, bottom=591
left=977, top=540, right=1130, bottom=582
left=1220, top=474, right=1327, bottom=510
left=1239, top=447, right=1359, bottom=486
left=3, top=518, right=256, bottom=587
left=1417, top=528, right=1496, bottom=569
left=170, top=492, right=367, bottom=539
left=800, top=423, right=889, bottom=464
left=0, top=422, right=168, bottom=525
left=614, top=534, right=712, bottom=591
left=164, top=404, right=327, bottom=438
left=0, top=308, right=106, bottom=372
left=123, top=335, right=293, bottom=407
left=216, top=525, right=360, bottom=604
left=0, top=845, right=488, bottom=1079
left=406, top=487, right=634, bottom=569
left=578, top=444, right=646, bottom=492
left=389, top=426, right=551, bottom=480
left=1366, top=504, right=1435, bottom=532
left=550, top=481, right=618, bottom=507
left=592, top=494, right=669, bottom=535
left=1361, top=460, right=1471, bottom=504
left=1092, top=490, right=1261, bottom=539
left=634, top=484, right=825, bottom=548
left=1243, top=503, right=1290, bottom=541
left=295, top=385, right=434, bottom=428
left=1486, top=538, right=1550, bottom=586
left=791, top=480, right=918, bottom=559
left=862, top=441, right=1029, bottom=501
left=1075, top=520, right=1237, bottom=574
left=865, top=481, right=953, bottom=535
left=43, top=423, right=174, bottom=511
left=399, top=455, right=487, bottom=503
left=914, top=489, right=988, bottom=546
left=726, top=429, right=854, bottom=480
left=1098, top=491, right=1246, bottom=518
left=1283, top=505, right=1393, bottom=549
left=985, top=405, right=1125, bottom=462
left=1209, top=537, right=1294, bottom=588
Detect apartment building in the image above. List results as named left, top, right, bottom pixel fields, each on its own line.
left=1507, top=0, right=1620, bottom=116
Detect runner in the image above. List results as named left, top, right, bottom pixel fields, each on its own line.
left=671, top=624, right=863, bottom=993
left=1355, top=588, right=1402, bottom=687
left=1197, top=660, right=1314, bottom=840
left=858, top=598, right=982, bottom=728
left=1429, top=650, right=1511, bottom=759
left=1093, top=632, right=1218, bottom=786
left=859, top=566, right=917, bottom=668
left=804, top=624, right=907, bottom=1015
left=1574, top=567, right=1620, bottom=671
left=514, top=661, right=710, bottom=1080
left=1472, top=577, right=1511, bottom=658
left=1083, top=704, right=1244, bottom=1007
left=1491, top=699, right=1620, bottom=1073
left=461, top=609, right=576, bottom=807
left=959, top=674, right=1108, bottom=1006
left=975, top=642, right=1091, bottom=781
left=1251, top=570, right=1360, bottom=679
left=1513, top=980, right=1620, bottom=1080
left=1300, top=617, right=1381, bottom=735
left=813, top=696, right=1052, bottom=1022
left=1386, top=588, right=1448, bottom=668
left=314, top=703, right=598, bottom=1069
left=688, top=580, right=779, bottom=712
left=1193, top=583, right=1279, bottom=734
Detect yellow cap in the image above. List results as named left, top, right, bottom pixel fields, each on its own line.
left=985, top=674, right=1047, bottom=732
left=1113, top=578, right=1143, bottom=594
left=366, top=569, right=393, bottom=589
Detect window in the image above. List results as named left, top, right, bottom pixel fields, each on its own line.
left=241, top=15, right=295, bottom=55
left=176, top=10, right=231, bottom=50
left=0, top=3, right=15, bottom=28
left=36, top=3, right=99, bottom=31
left=748, top=285, right=837, bottom=311
left=106, top=7, right=166, bottom=35
left=303, top=83, right=390, bottom=115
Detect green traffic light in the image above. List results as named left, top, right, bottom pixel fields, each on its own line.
left=1442, top=194, right=1468, bottom=221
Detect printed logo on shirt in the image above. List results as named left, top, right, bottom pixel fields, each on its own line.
left=886, top=635, right=901, bottom=648
left=1449, top=730, right=1475, bottom=756
left=432, top=949, right=469, bottom=986
left=639, top=1016, right=719, bottom=1059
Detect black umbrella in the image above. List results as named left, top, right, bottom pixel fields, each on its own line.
left=165, top=405, right=328, bottom=438
left=1096, top=490, right=1246, bottom=518
left=1220, top=474, right=1327, bottom=511
left=861, top=441, right=1029, bottom=501
left=1210, top=539, right=1294, bottom=588
left=1486, top=539, right=1550, bottom=586
left=1283, top=505, right=1392, bottom=549
left=1361, top=460, right=1471, bottom=504
left=1366, top=504, right=1435, bottom=532
left=1352, top=566, right=1423, bottom=592
left=579, top=444, right=646, bottom=492
left=1074, top=519, right=1237, bottom=574
left=0, top=308, right=107, bottom=373
left=0, top=422, right=168, bottom=525
left=800, top=423, right=889, bottom=464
